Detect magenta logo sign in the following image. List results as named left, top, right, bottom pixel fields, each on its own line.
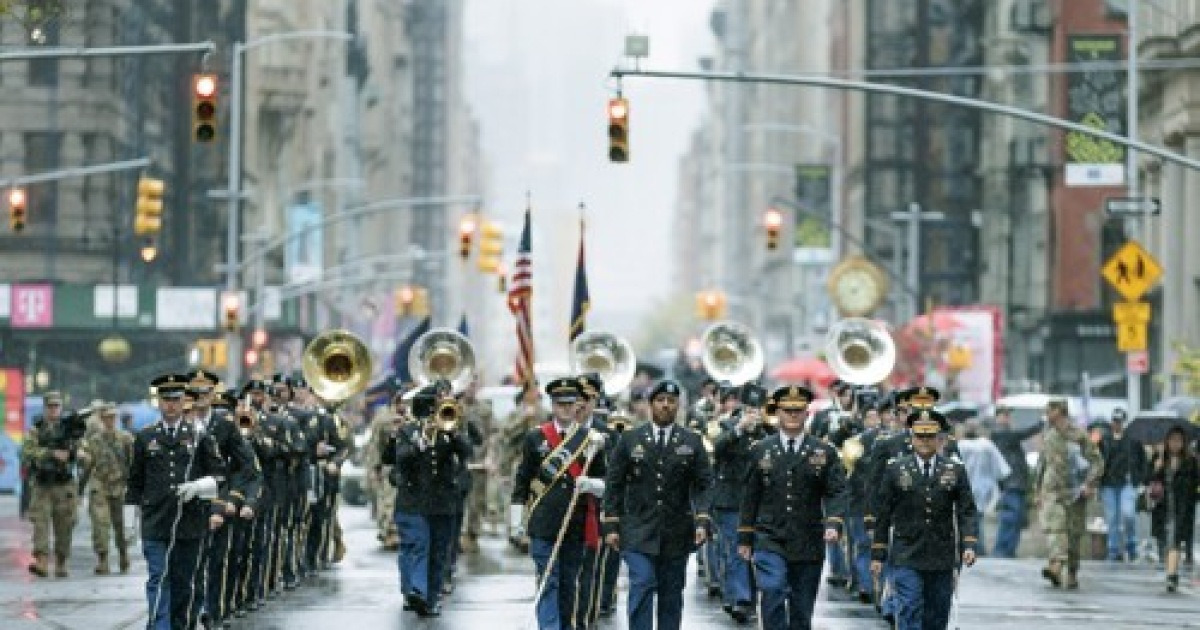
left=10, top=284, right=53, bottom=328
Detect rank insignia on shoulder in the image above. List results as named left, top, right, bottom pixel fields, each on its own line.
left=940, top=471, right=957, bottom=486
left=809, top=450, right=827, bottom=467
left=759, top=455, right=773, bottom=471
left=675, top=444, right=694, bottom=456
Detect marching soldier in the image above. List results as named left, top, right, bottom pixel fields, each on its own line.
left=268, top=374, right=309, bottom=589
left=384, top=384, right=474, bottom=618
left=711, top=383, right=770, bottom=623
left=737, top=386, right=848, bottom=630
left=79, top=401, right=134, bottom=575
left=809, top=379, right=856, bottom=588
left=462, top=376, right=496, bottom=553
left=870, top=409, right=978, bottom=630
left=185, top=369, right=262, bottom=628
left=511, top=378, right=607, bottom=630
left=23, top=390, right=86, bottom=578
left=365, top=388, right=409, bottom=549
left=242, top=378, right=292, bottom=605
left=603, top=380, right=713, bottom=630
left=846, top=398, right=886, bottom=603
left=294, top=377, right=349, bottom=571
left=1033, top=397, right=1103, bottom=589
left=573, top=372, right=620, bottom=628
left=127, top=374, right=225, bottom=630
left=502, top=379, right=546, bottom=549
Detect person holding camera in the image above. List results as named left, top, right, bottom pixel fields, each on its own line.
left=22, top=390, right=86, bottom=577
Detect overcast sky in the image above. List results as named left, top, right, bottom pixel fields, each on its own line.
left=463, top=0, right=715, bottom=342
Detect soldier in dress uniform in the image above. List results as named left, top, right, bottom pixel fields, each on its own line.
left=711, top=383, right=770, bottom=623
left=293, top=377, right=348, bottom=571
left=384, top=384, right=474, bottom=618
left=240, top=378, right=291, bottom=605
left=1033, top=397, right=1103, bottom=589
left=79, top=401, right=134, bottom=575
left=573, top=372, right=620, bottom=628
left=511, top=378, right=608, bottom=630
left=127, top=374, right=226, bottom=630
left=736, top=386, right=847, bottom=630
left=603, top=380, right=713, bottom=630
left=846, top=397, right=887, bottom=604
left=870, top=409, right=978, bottom=630
left=23, top=390, right=87, bottom=578
left=267, top=374, right=310, bottom=589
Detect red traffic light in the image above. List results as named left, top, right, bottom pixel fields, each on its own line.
left=607, top=98, right=628, bottom=120
left=764, top=208, right=784, bottom=229
left=9, top=188, right=26, bottom=207
left=195, top=74, right=217, bottom=98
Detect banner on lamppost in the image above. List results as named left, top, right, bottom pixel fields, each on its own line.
left=1064, top=34, right=1125, bottom=187
left=286, top=203, right=323, bottom=284
left=793, top=163, right=832, bottom=248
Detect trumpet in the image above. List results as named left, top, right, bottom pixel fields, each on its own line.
left=423, top=396, right=463, bottom=442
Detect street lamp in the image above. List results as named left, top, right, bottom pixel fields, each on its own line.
left=223, top=29, right=354, bottom=383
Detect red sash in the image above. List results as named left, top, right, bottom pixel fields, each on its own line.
left=541, top=423, right=600, bottom=549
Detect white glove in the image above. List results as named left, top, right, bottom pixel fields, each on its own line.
left=585, top=430, right=607, bottom=458
left=176, top=476, right=217, bottom=501
left=509, top=504, right=526, bottom=538
left=576, top=476, right=606, bottom=497
left=416, top=435, right=430, bottom=452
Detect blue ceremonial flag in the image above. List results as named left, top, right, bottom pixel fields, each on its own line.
left=390, top=315, right=431, bottom=383
left=457, top=312, right=470, bottom=338
left=569, top=214, right=590, bottom=342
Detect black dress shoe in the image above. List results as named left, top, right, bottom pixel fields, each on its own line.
left=416, top=602, right=441, bottom=617
left=406, top=594, right=429, bottom=616
left=730, top=602, right=752, bottom=623
left=858, top=591, right=873, bottom=604
left=598, top=605, right=615, bottom=617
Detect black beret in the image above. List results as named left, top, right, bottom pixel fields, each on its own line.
left=649, top=380, right=683, bottom=400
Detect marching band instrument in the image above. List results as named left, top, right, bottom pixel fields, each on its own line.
left=824, top=317, right=896, bottom=386
left=840, top=434, right=865, bottom=474
left=302, top=329, right=374, bottom=404
left=409, top=328, right=476, bottom=392
left=424, top=397, right=464, bottom=442
left=700, top=321, right=765, bottom=386
left=570, top=331, right=637, bottom=394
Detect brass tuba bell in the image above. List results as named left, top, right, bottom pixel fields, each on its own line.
left=700, top=321, right=765, bottom=386
left=302, top=329, right=374, bottom=404
left=409, top=328, right=476, bottom=392
left=570, top=331, right=637, bottom=395
left=824, top=317, right=896, bottom=386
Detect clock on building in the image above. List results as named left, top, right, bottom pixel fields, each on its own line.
left=827, top=256, right=888, bottom=317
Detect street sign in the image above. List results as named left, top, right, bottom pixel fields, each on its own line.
left=1126, top=349, right=1149, bottom=374
left=1101, top=240, right=1163, bottom=301
left=1112, top=300, right=1151, bottom=324
left=1116, top=321, right=1149, bottom=352
left=1104, top=196, right=1161, bottom=216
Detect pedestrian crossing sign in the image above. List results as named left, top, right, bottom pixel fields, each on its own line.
left=1102, top=240, right=1162, bottom=301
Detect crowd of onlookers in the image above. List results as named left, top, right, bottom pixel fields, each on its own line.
left=954, top=405, right=1197, bottom=581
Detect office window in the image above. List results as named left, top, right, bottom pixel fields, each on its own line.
left=27, top=3, right=61, bottom=87
left=24, top=132, right=62, bottom=225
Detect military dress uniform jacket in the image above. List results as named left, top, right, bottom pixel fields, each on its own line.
left=871, top=454, right=978, bottom=571
left=602, top=423, right=713, bottom=557
left=199, top=410, right=262, bottom=512
left=866, top=431, right=961, bottom=519
left=738, top=433, right=848, bottom=563
left=511, top=423, right=608, bottom=542
left=711, top=419, right=760, bottom=511
left=846, top=427, right=883, bottom=520
left=126, top=421, right=226, bottom=540
left=254, top=413, right=295, bottom=510
left=385, top=421, right=473, bottom=516
left=295, top=406, right=348, bottom=496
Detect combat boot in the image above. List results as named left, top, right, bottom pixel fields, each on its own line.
left=54, top=555, right=69, bottom=578
left=94, top=553, right=110, bottom=575
left=118, top=550, right=130, bottom=574
left=1041, top=559, right=1062, bottom=587
left=28, top=555, right=49, bottom=577
left=1065, top=569, right=1079, bottom=590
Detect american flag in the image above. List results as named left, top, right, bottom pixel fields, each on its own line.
left=508, top=206, right=535, bottom=384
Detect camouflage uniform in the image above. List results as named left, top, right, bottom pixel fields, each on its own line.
left=1033, top=421, right=1103, bottom=585
left=22, top=415, right=82, bottom=576
left=464, top=399, right=496, bottom=542
left=364, top=407, right=401, bottom=548
left=81, top=423, right=134, bottom=573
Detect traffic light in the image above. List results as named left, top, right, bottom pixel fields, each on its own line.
left=607, top=97, right=629, bottom=163
left=695, top=290, right=727, bottom=321
left=193, top=339, right=229, bottom=369
left=458, top=214, right=477, bottom=261
left=411, top=287, right=430, bottom=318
left=764, top=207, right=784, bottom=251
left=192, top=73, right=218, bottom=143
left=8, top=188, right=26, bottom=232
left=244, top=348, right=259, bottom=367
left=477, top=221, right=503, bottom=273
left=221, top=292, right=241, bottom=332
left=251, top=328, right=268, bottom=349
left=395, top=285, right=416, bottom=316
left=134, top=176, right=165, bottom=236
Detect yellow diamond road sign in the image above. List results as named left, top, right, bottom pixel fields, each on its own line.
left=1101, top=240, right=1162, bottom=301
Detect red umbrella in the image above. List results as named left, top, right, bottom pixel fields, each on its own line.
left=770, top=357, right=836, bottom=384
left=904, top=311, right=964, bottom=334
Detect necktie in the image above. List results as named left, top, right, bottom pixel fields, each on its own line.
left=787, top=438, right=796, bottom=454
left=657, top=429, right=667, bottom=449
left=923, top=459, right=933, bottom=478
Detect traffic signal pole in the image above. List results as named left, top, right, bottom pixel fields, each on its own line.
left=0, top=157, right=150, bottom=188
left=0, top=41, right=215, bottom=62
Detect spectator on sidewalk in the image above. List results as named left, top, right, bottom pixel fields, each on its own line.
left=957, top=420, right=1011, bottom=555
left=1099, top=409, right=1147, bottom=562
left=1146, top=427, right=1197, bottom=592
left=989, top=406, right=1043, bottom=557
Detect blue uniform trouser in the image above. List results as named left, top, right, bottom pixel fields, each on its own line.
left=530, top=536, right=584, bottom=630
left=826, top=537, right=848, bottom=580
left=880, top=561, right=898, bottom=616
left=143, top=537, right=202, bottom=630
left=1101, top=483, right=1138, bottom=559
left=753, top=550, right=823, bottom=630
left=702, top=537, right=721, bottom=590
left=715, top=509, right=751, bottom=605
left=623, top=550, right=689, bottom=630
left=993, top=488, right=1026, bottom=558
left=891, top=566, right=955, bottom=630
left=848, top=516, right=873, bottom=597
left=395, top=510, right=454, bottom=607
left=598, top=544, right=621, bottom=610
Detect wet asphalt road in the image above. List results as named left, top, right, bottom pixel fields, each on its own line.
left=2, top=495, right=1197, bottom=629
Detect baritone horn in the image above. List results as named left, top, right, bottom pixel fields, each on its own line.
left=570, top=331, right=636, bottom=394
left=302, top=329, right=374, bottom=405
left=409, top=328, right=476, bottom=392
left=824, top=317, right=896, bottom=387
left=700, top=321, right=764, bottom=386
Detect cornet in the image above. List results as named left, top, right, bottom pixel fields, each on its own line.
left=423, top=396, right=463, bottom=442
